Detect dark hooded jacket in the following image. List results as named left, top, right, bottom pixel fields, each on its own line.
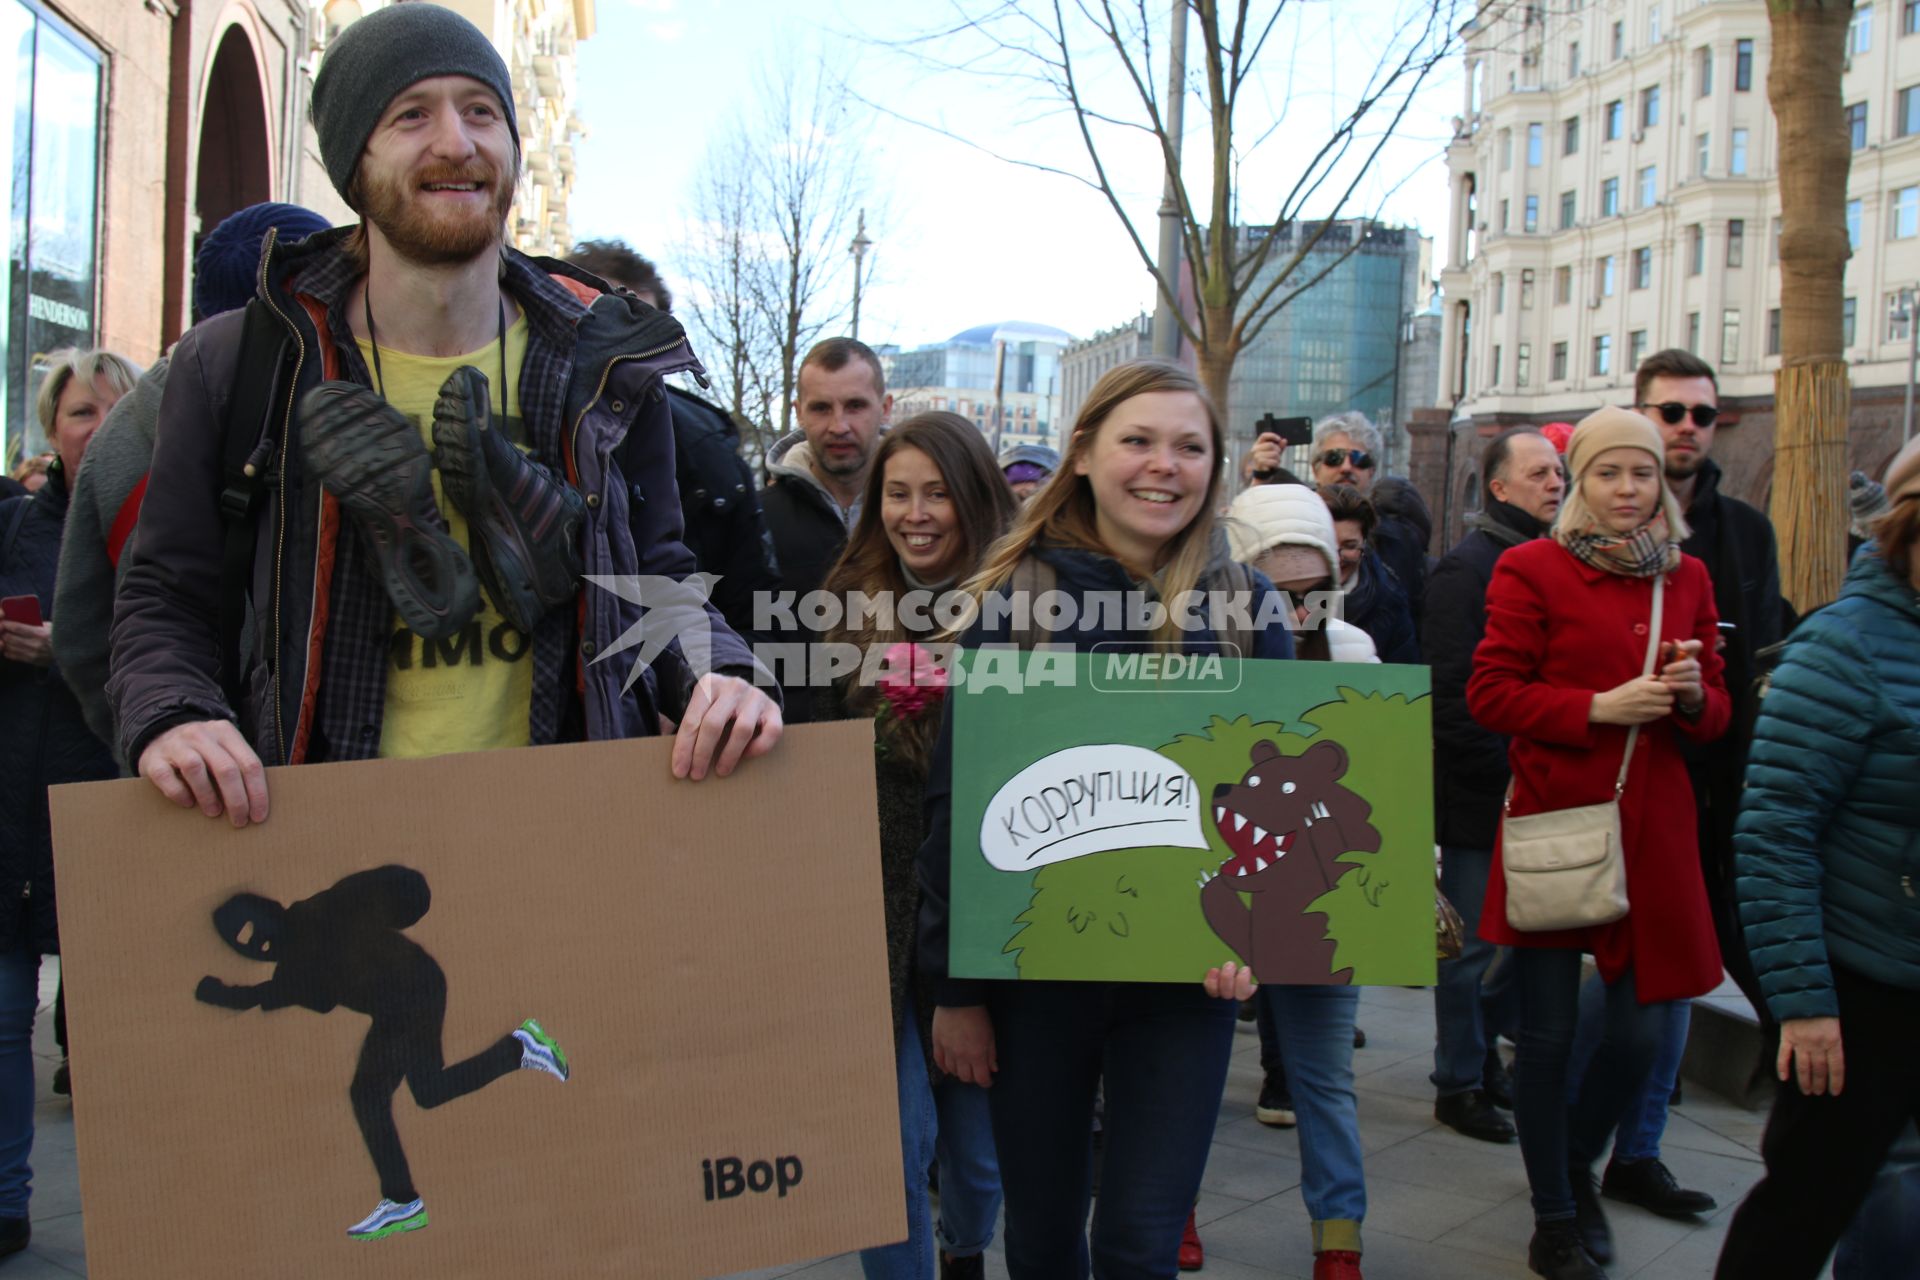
left=1424, top=500, right=1548, bottom=849
left=108, top=228, right=759, bottom=771
left=0, top=466, right=117, bottom=954
left=1370, top=475, right=1434, bottom=620
left=1343, top=548, right=1419, bottom=665
left=667, top=385, right=779, bottom=643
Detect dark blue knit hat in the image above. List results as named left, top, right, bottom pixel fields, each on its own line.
left=192, top=203, right=333, bottom=320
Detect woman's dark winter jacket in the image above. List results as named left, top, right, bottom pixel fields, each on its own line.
left=1343, top=549, right=1419, bottom=665
left=0, top=466, right=118, bottom=954
left=917, top=543, right=1295, bottom=1006
left=1735, top=546, right=1920, bottom=1022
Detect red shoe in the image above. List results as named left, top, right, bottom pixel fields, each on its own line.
left=1313, top=1250, right=1364, bottom=1280
left=1178, top=1209, right=1204, bottom=1271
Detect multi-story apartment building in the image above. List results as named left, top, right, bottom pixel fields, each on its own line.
left=881, top=320, right=1075, bottom=453
left=1440, top=0, right=1910, bottom=519
left=1059, top=313, right=1153, bottom=429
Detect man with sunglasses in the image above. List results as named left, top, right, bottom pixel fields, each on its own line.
left=1307, top=412, right=1431, bottom=620
left=1570, top=349, right=1789, bottom=1223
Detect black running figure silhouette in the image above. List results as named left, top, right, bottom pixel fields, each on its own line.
left=194, top=865, right=569, bottom=1242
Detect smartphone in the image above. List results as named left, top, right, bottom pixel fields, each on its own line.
left=0, top=595, right=40, bottom=627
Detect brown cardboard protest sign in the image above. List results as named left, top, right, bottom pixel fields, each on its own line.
left=50, top=722, right=902, bottom=1279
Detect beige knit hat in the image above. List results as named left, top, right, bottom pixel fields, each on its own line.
left=1554, top=405, right=1691, bottom=540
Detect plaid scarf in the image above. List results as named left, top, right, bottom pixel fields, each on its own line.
left=1557, top=512, right=1681, bottom=578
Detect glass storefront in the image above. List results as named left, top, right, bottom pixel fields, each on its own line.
left=0, top=0, right=102, bottom=471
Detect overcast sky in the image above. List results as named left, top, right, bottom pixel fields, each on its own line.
left=569, top=0, right=1463, bottom=352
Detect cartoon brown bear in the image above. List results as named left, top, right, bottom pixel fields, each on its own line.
left=1198, top=738, right=1380, bottom=983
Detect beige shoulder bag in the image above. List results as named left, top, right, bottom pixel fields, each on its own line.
left=1501, top=573, right=1664, bottom=932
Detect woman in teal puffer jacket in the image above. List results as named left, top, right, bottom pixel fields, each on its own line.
left=1715, top=436, right=1920, bottom=1280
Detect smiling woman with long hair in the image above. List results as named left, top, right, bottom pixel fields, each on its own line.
left=916, top=360, right=1293, bottom=1280
left=1467, top=407, right=1730, bottom=1280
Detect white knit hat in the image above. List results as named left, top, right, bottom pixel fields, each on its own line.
left=1225, top=483, right=1340, bottom=582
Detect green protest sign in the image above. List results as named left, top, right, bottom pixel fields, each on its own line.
left=949, top=649, right=1434, bottom=986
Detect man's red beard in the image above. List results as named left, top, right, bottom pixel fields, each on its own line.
left=359, top=159, right=516, bottom=266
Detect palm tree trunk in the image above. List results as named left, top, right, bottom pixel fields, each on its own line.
left=1768, top=0, right=1853, bottom=608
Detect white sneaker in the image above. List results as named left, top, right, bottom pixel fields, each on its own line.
left=347, top=1197, right=427, bottom=1240
left=514, top=1018, right=570, bottom=1081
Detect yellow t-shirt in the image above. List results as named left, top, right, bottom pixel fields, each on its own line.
left=357, top=317, right=536, bottom=759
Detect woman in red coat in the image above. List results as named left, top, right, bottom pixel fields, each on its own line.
left=1468, top=407, right=1729, bottom=1280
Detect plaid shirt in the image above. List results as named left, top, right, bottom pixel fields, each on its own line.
left=295, top=248, right=590, bottom=761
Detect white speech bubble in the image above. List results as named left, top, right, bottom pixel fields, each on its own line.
left=978, top=744, right=1209, bottom=871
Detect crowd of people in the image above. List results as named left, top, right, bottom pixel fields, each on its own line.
left=0, top=4, right=1915, bottom=1278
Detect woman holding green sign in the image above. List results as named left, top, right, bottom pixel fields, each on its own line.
left=821, top=412, right=1018, bottom=1280
left=917, top=360, right=1290, bottom=1280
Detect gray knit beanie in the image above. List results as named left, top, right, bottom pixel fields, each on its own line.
left=311, top=3, right=520, bottom=209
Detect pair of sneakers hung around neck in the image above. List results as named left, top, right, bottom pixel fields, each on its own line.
left=298, top=368, right=586, bottom=640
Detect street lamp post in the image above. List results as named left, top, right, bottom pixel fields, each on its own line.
left=849, top=211, right=873, bottom=342
left=1904, top=287, right=1918, bottom=447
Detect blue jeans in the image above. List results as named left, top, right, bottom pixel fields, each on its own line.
left=986, top=981, right=1236, bottom=1280
left=861, top=1007, right=935, bottom=1280
left=1834, top=1122, right=1920, bottom=1279
left=1258, top=985, right=1367, bottom=1253
left=1432, top=845, right=1519, bottom=1096
left=1568, top=977, right=1691, bottom=1163
left=1511, top=950, right=1670, bottom=1221
left=0, top=949, right=38, bottom=1217
left=933, top=1076, right=1000, bottom=1258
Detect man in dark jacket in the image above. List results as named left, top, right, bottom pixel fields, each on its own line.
left=108, top=3, right=778, bottom=828
left=762, top=337, right=890, bottom=600
left=1424, top=427, right=1564, bottom=1143
left=1310, top=411, right=1431, bottom=618
left=1319, top=482, right=1419, bottom=663
left=561, top=241, right=780, bottom=643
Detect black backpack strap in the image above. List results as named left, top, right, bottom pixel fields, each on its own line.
left=217, top=296, right=295, bottom=708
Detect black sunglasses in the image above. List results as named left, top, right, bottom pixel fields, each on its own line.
left=1318, top=448, right=1375, bottom=470
left=1639, top=401, right=1720, bottom=428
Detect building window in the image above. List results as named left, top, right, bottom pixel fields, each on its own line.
left=1730, top=127, right=1749, bottom=175
left=1721, top=308, right=1741, bottom=365
left=1493, top=271, right=1505, bottom=313
left=1843, top=296, right=1857, bottom=347
left=1516, top=342, right=1532, bottom=387
left=1555, top=264, right=1573, bottom=304
left=1632, top=246, right=1652, bottom=289
left=1569, top=40, right=1581, bottom=77
left=1767, top=307, right=1782, bottom=357
left=1727, top=218, right=1746, bottom=267
left=1698, top=46, right=1713, bottom=96
left=1851, top=6, right=1873, bottom=55
left=1592, top=334, right=1613, bottom=376
left=1895, top=185, right=1919, bottom=238
left=1638, top=165, right=1657, bottom=208
left=1909, top=0, right=1920, bottom=37
left=1564, top=115, right=1580, bottom=154
left=1500, top=197, right=1511, bottom=230
left=1500, top=128, right=1513, bottom=170
left=1605, top=100, right=1624, bottom=140
left=1601, top=177, right=1620, bottom=216
left=1888, top=291, right=1912, bottom=341
left=1598, top=255, right=1617, bottom=297
left=1688, top=223, right=1705, bottom=275
left=1688, top=311, right=1702, bottom=352
left=0, top=5, right=105, bottom=460
left=1903, top=86, right=1920, bottom=137
left=1848, top=102, right=1868, bottom=149
left=1525, top=194, right=1540, bottom=232
left=1848, top=197, right=1863, bottom=248
left=1641, top=85, right=1660, bottom=128
left=1736, top=37, right=1754, bottom=90
left=1649, top=5, right=1661, bottom=43
left=1528, top=122, right=1543, bottom=165
left=1630, top=329, right=1648, bottom=369
left=1521, top=268, right=1537, bottom=308
left=1696, top=131, right=1710, bottom=175
left=1551, top=340, right=1569, bottom=380
left=1771, top=215, right=1783, bottom=263
left=1611, top=20, right=1624, bottom=60
left=1491, top=344, right=1502, bottom=385
left=1560, top=189, right=1577, bottom=228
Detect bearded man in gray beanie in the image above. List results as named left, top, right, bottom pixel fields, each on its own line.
left=108, top=21, right=781, bottom=1213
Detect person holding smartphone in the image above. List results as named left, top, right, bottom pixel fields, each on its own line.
left=0, top=348, right=139, bottom=1257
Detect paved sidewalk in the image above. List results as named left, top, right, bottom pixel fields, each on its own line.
left=11, top=971, right=1798, bottom=1279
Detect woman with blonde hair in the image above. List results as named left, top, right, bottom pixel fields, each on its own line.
left=916, top=360, right=1290, bottom=1279
left=1468, top=407, right=1729, bottom=1280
